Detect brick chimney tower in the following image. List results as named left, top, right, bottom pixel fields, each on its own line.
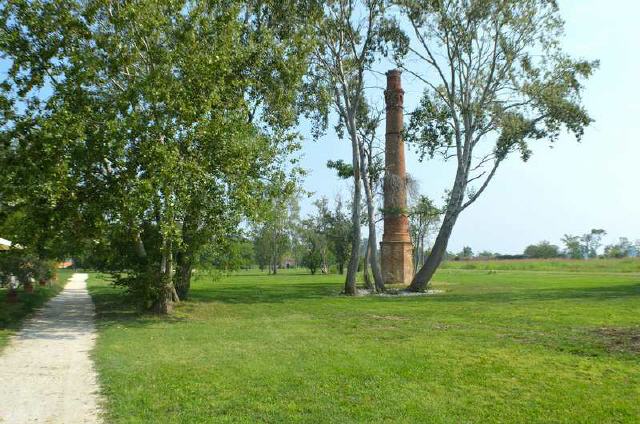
left=380, top=69, right=413, bottom=285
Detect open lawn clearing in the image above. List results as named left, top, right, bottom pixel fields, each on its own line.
left=88, top=267, right=640, bottom=423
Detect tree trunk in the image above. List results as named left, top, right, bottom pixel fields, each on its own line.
left=153, top=241, right=175, bottom=314
left=362, top=164, right=384, bottom=292
left=407, top=169, right=468, bottom=293
left=407, top=212, right=457, bottom=291
left=363, top=241, right=373, bottom=290
left=407, top=146, right=473, bottom=291
left=174, top=250, right=192, bottom=300
left=358, top=141, right=384, bottom=292
left=344, top=135, right=362, bottom=295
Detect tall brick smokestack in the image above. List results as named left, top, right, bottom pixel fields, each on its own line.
left=380, top=69, right=413, bottom=285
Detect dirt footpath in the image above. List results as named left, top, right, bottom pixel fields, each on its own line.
left=0, top=273, right=102, bottom=423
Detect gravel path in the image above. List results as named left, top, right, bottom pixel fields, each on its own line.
left=0, top=273, right=102, bottom=423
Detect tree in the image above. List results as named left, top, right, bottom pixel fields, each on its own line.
left=459, top=246, right=474, bottom=259
left=391, top=0, right=597, bottom=291
left=562, top=234, right=583, bottom=259
left=253, top=194, right=300, bottom=274
left=325, top=196, right=353, bottom=274
left=308, top=0, right=388, bottom=294
left=524, top=241, right=560, bottom=259
left=603, top=238, right=632, bottom=259
left=0, top=0, right=316, bottom=312
left=300, top=211, right=330, bottom=275
left=210, top=237, right=254, bottom=272
left=408, top=195, right=441, bottom=272
left=581, top=229, right=606, bottom=259
left=357, top=108, right=386, bottom=291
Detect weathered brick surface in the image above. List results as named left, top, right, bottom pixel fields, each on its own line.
left=380, top=240, right=413, bottom=285
left=380, top=69, right=413, bottom=285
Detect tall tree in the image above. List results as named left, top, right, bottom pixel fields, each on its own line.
left=307, top=0, right=387, bottom=294
left=561, top=234, right=583, bottom=259
left=0, top=0, right=316, bottom=312
left=392, top=0, right=598, bottom=290
left=357, top=107, right=386, bottom=291
left=581, top=228, right=606, bottom=259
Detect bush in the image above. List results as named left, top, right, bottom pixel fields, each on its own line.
left=0, top=252, right=57, bottom=288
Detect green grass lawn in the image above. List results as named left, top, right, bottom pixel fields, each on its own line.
left=88, top=264, right=640, bottom=423
left=0, top=268, right=73, bottom=350
left=441, top=257, right=640, bottom=272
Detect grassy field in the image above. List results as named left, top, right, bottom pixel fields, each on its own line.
left=441, top=257, right=640, bottom=272
left=88, top=262, right=640, bottom=423
left=0, top=268, right=73, bottom=350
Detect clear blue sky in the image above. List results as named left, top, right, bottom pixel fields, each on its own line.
left=297, top=0, right=640, bottom=254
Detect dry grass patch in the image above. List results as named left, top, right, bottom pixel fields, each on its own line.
left=595, top=327, right=640, bottom=354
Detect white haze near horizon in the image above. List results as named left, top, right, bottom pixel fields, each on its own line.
left=297, top=0, right=640, bottom=255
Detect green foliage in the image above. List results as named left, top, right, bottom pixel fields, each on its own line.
left=459, top=246, right=474, bottom=258
left=581, top=229, right=607, bottom=258
left=0, top=0, right=317, bottom=309
left=326, top=160, right=354, bottom=179
left=409, top=195, right=441, bottom=268
left=562, top=229, right=607, bottom=259
left=209, top=238, right=255, bottom=272
left=604, top=238, right=637, bottom=259
left=253, top=194, right=299, bottom=273
left=0, top=251, right=58, bottom=286
left=299, top=198, right=332, bottom=275
left=0, top=269, right=72, bottom=350
left=301, top=242, right=324, bottom=275
left=324, top=197, right=353, bottom=274
left=524, top=241, right=561, bottom=259
left=562, top=234, right=584, bottom=259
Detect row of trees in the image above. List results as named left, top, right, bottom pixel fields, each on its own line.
left=251, top=190, right=442, bottom=278
left=524, top=230, right=640, bottom=259
left=0, top=0, right=596, bottom=312
left=252, top=195, right=352, bottom=275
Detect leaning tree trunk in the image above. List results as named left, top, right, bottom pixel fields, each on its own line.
left=408, top=181, right=465, bottom=291
left=344, top=135, right=362, bottom=295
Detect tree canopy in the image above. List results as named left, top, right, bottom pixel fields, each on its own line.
left=0, top=0, right=318, bottom=312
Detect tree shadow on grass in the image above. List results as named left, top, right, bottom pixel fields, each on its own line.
left=90, top=285, right=190, bottom=330
left=90, top=275, right=640, bottom=322
left=0, top=286, right=63, bottom=332
left=189, top=282, right=341, bottom=305
left=188, top=281, right=640, bottom=306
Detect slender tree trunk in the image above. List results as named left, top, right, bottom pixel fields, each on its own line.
left=363, top=241, right=373, bottom=290
left=344, top=135, right=361, bottom=295
left=358, top=141, right=384, bottom=292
